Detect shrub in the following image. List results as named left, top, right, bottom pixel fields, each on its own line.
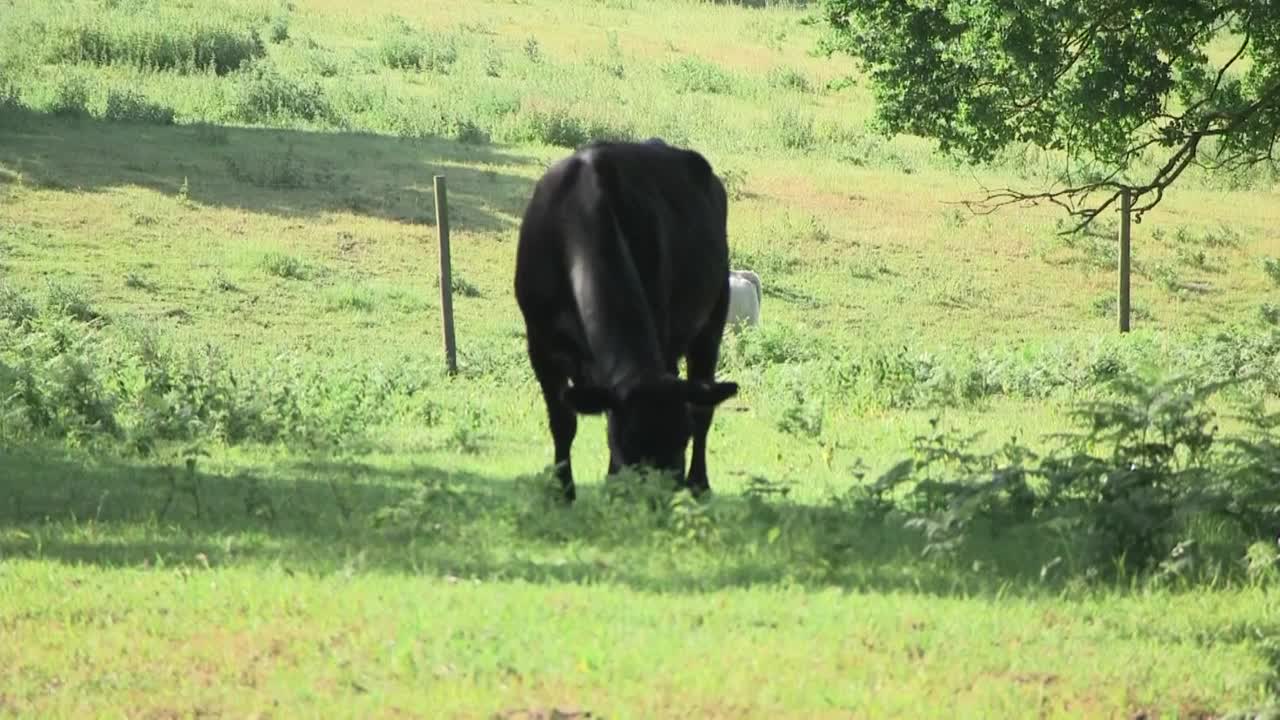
left=41, top=10, right=265, bottom=75
left=259, top=251, right=314, bottom=280
left=777, top=376, right=824, bottom=438
left=722, top=324, right=823, bottom=369
left=664, top=56, right=734, bottom=94
left=0, top=283, right=39, bottom=328
left=0, top=315, right=435, bottom=454
left=766, top=66, right=810, bottom=92
left=772, top=108, right=815, bottom=151
left=856, top=372, right=1280, bottom=574
left=378, top=28, right=458, bottom=73
left=502, top=105, right=633, bottom=148
left=224, top=146, right=307, bottom=189
left=1262, top=256, right=1280, bottom=287
left=230, top=61, right=332, bottom=124
left=101, top=88, right=175, bottom=125
left=323, top=284, right=377, bottom=313
left=267, top=13, right=290, bottom=44
left=45, top=280, right=101, bottom=323
left=46, top=69, right=93, bottom=118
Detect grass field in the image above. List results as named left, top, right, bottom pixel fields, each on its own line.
left=2, top=0, right=1280, bottom=717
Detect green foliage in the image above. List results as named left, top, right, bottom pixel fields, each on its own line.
left=123, top=271, right=159, bottom=292
left=230, top=61, right=333, bottom=124
left=502, top=105, right=633, bottom=148
left=776, top=376, right=824, bottom=438
left=718, top=166, right=749, bottom=200
left=2, top=2, right=1280, bottom=714
left=0, top=306, right=436, bottom=455
left=377, top=23, right=458, bottom=73
left=663, top=56, right=734, bottom=94
left=45, top=280, right=102, bottom=323
left=46, top=68, right=94, bottom=118
left=267, top=11, right=291, bottom=45
left=446, top=402, right=491, bottom=455
left=322, top=283, right=377, bottom=313
left=1262, top=257, right=1280, bottom=288
left=818, top=0, right=1280, bottom=217
left=0, top=282, right=39, bottom=328
left=1260, top=303, right=1280, bottom=327
left=102, top=88, right=175, bottom=125
left=225, top=145, right=307, bottom=188
left=722, top=323, right=824, bottom=369
left=258, top=251, right=316, bottom=280
left=861, top=373, right=1280, bottom=574
left=771, top=108, right=816, bottom=151
left=37, top=5, right=266, bottom=75
left=766, top=65, right=811, bottom=93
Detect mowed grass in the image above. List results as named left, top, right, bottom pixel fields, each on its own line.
left=2, top=0, right=1280, bottom=717
left=4, top=560, right=1276, bottom=719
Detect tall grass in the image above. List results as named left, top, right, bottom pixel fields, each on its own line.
left=33, top=4, right=268, bottom=75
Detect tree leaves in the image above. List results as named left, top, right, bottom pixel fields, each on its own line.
left=818, top=0, right=1280, bottom=229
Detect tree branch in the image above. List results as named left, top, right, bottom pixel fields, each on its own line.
left=961, top=78, right=1280, bottom=233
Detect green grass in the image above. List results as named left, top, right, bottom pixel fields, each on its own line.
left=2, top=0, right=1280, bottom=717
left=4, top=559, right=1276, bottom=718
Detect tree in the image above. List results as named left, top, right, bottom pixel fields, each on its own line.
left=817, top=0, right=1280, bottom=230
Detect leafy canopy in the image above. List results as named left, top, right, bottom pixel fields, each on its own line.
left=817, top=0, right=1280, bottom=227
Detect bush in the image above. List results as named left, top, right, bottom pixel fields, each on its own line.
left=502, top=105, right=633, bottom=148
left=772, top=108, right=816, bottom=151
left=46, top=69, right=94, bottom=118
left=766, top=66, right=810, bottom=93
left=41, top=10, right=265, bottom=75
left=0, top=312, right=436, bottom=455
left=663, top=57, right=734, bottom=94
left=230, top=61, right=333, bottom=124
left=259, top=251, right=315, bottom=280
left=378, top=27, right=458, bottom=73
left=1262, top=256, right=1280, bottom=287
left=854, top=372, right=1280, bottom=575
left=0, top=283, right=39, bottom=329
left=101, top=88, right=175, bottom=125
left=45, top=280, right=102, bottom=323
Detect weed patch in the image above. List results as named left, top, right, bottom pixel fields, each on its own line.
left=259, top=251, right=316, bottom=280
left=230, top=61, right=333, bottom=124
left=101, top=88, right=175, bottom=125
left=378, top=26, right=458, bottom=73
left=38, top=6, right=265, bottom=75
left=663, top=57, right=734, bottom=94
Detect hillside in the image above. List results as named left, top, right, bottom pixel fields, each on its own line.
left=2, top=1, right=1280, bottom=717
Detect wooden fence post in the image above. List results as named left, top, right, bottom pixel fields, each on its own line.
left=434, top=175, right=458, bottom=374
left=1118, top=187, right=1132, bottom=334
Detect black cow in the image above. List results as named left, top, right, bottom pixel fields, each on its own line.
left=514, top=139, right=739, bottom=502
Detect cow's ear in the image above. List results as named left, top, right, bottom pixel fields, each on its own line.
left=685, top=381, right=738, bottom=408
left=562, top=384, right=613, bottom=414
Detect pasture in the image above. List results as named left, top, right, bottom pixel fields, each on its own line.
left=1, top=0, right=1279, bottom=716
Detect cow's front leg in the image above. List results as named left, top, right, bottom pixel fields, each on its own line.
left=528, top=335, right=578, bottom=502
left=684, top=303, right=730, bottom=497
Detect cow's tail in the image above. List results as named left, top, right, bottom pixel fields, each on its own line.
left=572, top=149, right=665, bottom=378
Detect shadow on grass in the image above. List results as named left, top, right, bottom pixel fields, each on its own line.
left=0, top=105, right=536, bottom=235
left=0, top=441, right=1098, bottom=599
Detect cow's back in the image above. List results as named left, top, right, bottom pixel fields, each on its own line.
left=515, top=140, right=729, bottom=383
left=584, top=141, right=729, bottom=350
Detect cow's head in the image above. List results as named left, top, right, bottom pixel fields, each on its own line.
left=562, top=377, right=738, bottom=481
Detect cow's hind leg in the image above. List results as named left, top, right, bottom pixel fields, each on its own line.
left=684, top=292, right=731, bottom=496
left=527, top=332, right=579, bottom=502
